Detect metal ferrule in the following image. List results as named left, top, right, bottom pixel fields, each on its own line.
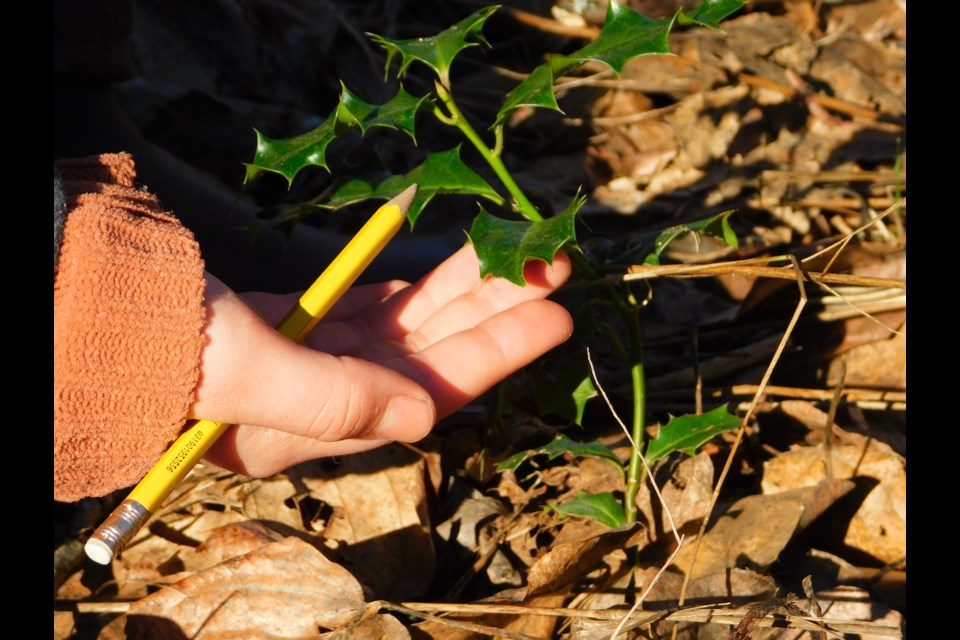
left=84, top=499, right=151, bottom=564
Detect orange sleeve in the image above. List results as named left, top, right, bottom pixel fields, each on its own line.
left=54, top=153, right=207, bottom=503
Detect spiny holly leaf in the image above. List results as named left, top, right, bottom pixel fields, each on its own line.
left=643, top=210, right=737, bottom=266
left=496, top=434, right=621, bottom=473
left=349, top=85, right=429, bottom=139
left=677, top=0, right=746, bottom=28
left=468, top=192, right=582, bottom=286
left=542, top=435, right=621, bottom=468
left=645, top=404, right=741, bottom=463
left=533, top=356, right=598, bottom=426
left=549, top=491, right=625, bottom=528
left=496, top=450, right=531, bottom=474
left=368, top=6, right=498, bottom=86
left=323, top=147, right=503, bottom=226
left=569, top=0, right=674, bottom=74
left=495, top=0, right=745, bottom=125
left=245, top=84, right=428, bottom=186
left=495, top=57, right=571, bottom=125
left=246, top=115, right=337, bottom=187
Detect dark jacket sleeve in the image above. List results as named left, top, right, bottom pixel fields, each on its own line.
left=55, top=165, right=67, bottom=273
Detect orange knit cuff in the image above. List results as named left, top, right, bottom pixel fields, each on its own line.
left=54, top=153, right=207, bottom=503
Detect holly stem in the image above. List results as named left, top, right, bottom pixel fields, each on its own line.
left=433, top=79, right=648, bottom=525
left=434, top=82, right=543, bottom=223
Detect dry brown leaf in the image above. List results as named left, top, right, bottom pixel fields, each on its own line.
left=239, top=475, right=305, bottom=531
left=496, top=468, right=548, bottom=509
left=802, top=548, right=905, bottom=613
left=54, top=611, right=75, bottom=640
left=435, top=488, right=509, bottom=554
left=672, top=480, right=855, bottom=579
left=501, top=593, right=566, bottom=639
left=181, top=520, right=285, bottom=573
left=111, top=507, right=252, bottom=599
left=99, top=537, right=365, bottom=640
left=507, top=512, right=554, bottom=570
left=762, top=437, right=906, bottom=564
left=568, top=455, right=626, bottom=496
left=434, top=484, right=521, bottom=589
left=286, top=445, right=434, bottom=600
left=640, top=566, right=777, bottom=609
left=552, top=516, right=613, bottom=547
left=827, top=330, right=906, bottom=390
left=318, top=611, right=411, bottom=639
left=411, top=619, right=478, bottom=640
left=635, top=451, right=715, bottom=543
left=775, top=399, right=843, bottom=435
left=526, top=523, right=640, bottom=597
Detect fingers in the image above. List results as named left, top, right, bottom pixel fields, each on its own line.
left=240, top=280, right=410, bottom=327
left=308, top=245, right=572, bottom=356
left=202, top=298, right=573, bottom=477
left=381, top=298, right=573, bottom=418
left=196, top=246, right=574, bottom=479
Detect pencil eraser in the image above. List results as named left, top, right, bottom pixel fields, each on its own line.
left=84, top=538, right=114, bottom=565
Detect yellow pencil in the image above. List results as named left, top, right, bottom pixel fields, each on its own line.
left=84, top=184, right=419, bottom=565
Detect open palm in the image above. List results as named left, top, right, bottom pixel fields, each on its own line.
left=191, top=245, right=572, bottom=476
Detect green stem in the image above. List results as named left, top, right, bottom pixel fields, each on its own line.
left=434, top=82, right=543, bottom=223
left=623, top=301, right=646, bottom=524
left=433, top=80, right=648, bottom=525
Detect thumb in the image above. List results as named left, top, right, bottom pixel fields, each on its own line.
left=191, top=278, right=436, bottom=444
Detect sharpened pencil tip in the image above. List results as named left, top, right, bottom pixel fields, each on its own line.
left=387, top=183, right=419, bottom=217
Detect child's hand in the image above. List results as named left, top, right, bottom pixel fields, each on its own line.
left=190, top=245, right=573, bottom=476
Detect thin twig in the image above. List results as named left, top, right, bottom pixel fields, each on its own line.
left=609, top=539, right=685, bottom=640
left=722, top=384, right=904, bottom=407
left=503, top=6, right=600, bottom=40
left=59, top=599, right=902, bottom=635
left=824, top=360, right=846, bottom=480
left=380, top=601, right=547, bottom=640
left=622, top=262, right=905, bottom=289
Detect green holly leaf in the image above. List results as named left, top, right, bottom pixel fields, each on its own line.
left=350, top=85, right=429, bottom=139
left=245, top=84, right=429, bottom=186
left=496, top=450, right=531, bottom=473
left=541, top=435, right=621, bottom=467
left=645, top=404, right=741, bottom=463
left=245, top=114, right=338, bottom=186
left=677, top=0, right=746, bottom=29
left=494, top=1, right=672, bottom=125
left=569, top=0, right=674, bottom=74
left=468, top=192, right=582, bottom=286
left=369, top=6, right=499, bottom=86
left=495, top=57, right=570, bottom=125
left=495, top=434, right=621, bottom=473
left=533, top=356, right=598, bottom=425
left=323, top=147, right=503, bottom=226
left=549, top=491, right=625, bottom=528
left=643, top=210, right=737, bottom=266
left=495, top=0, right=744, bottom=125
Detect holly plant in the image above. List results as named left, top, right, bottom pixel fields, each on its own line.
left=244, top=0, right=747, bottom=527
